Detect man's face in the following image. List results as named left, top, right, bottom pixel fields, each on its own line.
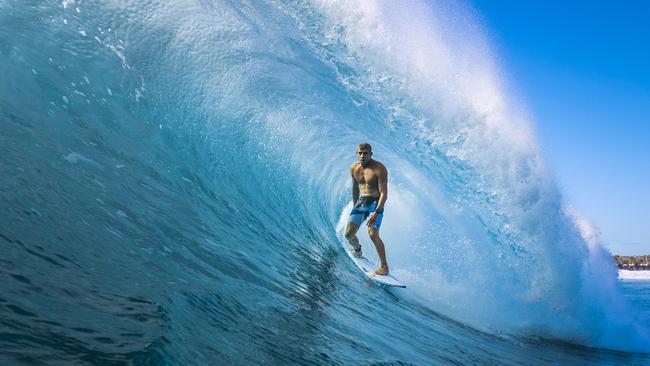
left=357, top=148, right=371, bottom=165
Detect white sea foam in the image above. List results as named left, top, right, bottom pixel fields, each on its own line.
left=619, top=270, right=650, bottom=280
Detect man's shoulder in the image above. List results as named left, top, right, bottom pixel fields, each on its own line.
left=373, top=160, right=387, bottom=171
left=350, top=162, right=360, bottom=170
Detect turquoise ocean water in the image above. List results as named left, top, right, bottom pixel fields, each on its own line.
left=1, top=1, right=649, bottom=364
left=621, top=280, right=650, bottom=320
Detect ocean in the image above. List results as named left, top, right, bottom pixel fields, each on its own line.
left=1, top=0, right=649, bottom=364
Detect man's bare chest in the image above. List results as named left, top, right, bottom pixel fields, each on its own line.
left=353, top=167, right=378, bottom=185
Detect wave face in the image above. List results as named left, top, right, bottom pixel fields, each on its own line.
left=1, top=0, right=649, bottom=363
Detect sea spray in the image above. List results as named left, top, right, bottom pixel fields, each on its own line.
left=315, top=0, right=649, bottom=350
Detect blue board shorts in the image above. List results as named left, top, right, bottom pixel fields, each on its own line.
left=349, top=196, right=384, bottom=229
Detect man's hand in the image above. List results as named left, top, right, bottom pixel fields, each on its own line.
left=367, top=212, right=379, bottom=227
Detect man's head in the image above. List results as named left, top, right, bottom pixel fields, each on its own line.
left=357, top=143, right=372, bottom=167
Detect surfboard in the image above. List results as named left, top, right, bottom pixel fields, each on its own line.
left=345, top=249, right=406, bottom=288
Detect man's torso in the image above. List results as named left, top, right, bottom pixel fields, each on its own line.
left=351, top=160, right=384, bottom=197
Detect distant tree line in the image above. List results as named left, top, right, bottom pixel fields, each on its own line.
left=614, top=255, right=650, bottom=270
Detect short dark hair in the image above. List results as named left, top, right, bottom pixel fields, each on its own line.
left=358, top=143, right=372, bottom=152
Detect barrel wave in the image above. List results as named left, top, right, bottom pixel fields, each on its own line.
left=1, top=0, right=649, bottom=364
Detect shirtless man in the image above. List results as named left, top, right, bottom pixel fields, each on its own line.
left=345, top=143, right=389, bottom=275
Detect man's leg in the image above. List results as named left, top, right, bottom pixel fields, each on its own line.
left=345, top=222, right=362, bottom=257
left=368, top=227, right=389, bottom=275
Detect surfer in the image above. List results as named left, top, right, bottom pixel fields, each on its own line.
left=345, top=143, right=390, bottom=275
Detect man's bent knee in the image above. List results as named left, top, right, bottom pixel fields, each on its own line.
left=345, top=223, right=359, bottom=239
left=368, top=227, right=380, bottom=240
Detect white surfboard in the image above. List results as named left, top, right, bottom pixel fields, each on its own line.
left=345, top=249, right=406, bottom=288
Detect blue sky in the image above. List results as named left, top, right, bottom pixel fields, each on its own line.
left=470, top=1, right=650, bottom=255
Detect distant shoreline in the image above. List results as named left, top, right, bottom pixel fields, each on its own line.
left=613, top=255, right=650, bottom=271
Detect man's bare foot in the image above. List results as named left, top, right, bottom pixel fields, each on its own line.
left=372, top=265, right=389, bottom=276
left=352, top=246, right=362, bottom=257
